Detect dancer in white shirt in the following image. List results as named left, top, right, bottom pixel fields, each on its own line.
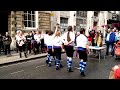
left=53, top=30, right=63, bottom=70
left=76, top=28, right=90, bottom=77
left=61, top=26, right=75, bottom=72
left=16, top=30, right=27, bottom=58
left=44, top=26, right=58, bottom=67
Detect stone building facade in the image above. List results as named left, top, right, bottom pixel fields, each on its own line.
left=86, top=11, right=113, bottom=36
left=7, top=11, right=51, bottom=50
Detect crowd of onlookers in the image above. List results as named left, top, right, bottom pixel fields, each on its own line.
left=0, top=29, right=50, bottom=57
left=0, top=26, right=120, bottom=58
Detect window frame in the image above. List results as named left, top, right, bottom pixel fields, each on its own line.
left=23, top=11, right=38, bottom=30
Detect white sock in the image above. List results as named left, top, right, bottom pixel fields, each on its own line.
left=69, top=57, right=72, bottom=61
left=80, top=59, right=83, bottom=62
left=67, top=57, right=69, bottom=60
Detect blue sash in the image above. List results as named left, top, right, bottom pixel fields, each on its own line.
left=53, top=46, right=61, bottom=49
left=48, top=46, right=52, bottom=49
left=78, top=47, right=86, bottom=51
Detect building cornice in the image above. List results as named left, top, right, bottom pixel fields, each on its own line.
left=39, top=11, right=51, bottom=13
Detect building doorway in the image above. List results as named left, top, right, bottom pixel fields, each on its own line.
left=0, top=11, right=8, bottom=35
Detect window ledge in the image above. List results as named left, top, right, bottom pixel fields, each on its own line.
left=22, top=27, right=38, bottom=30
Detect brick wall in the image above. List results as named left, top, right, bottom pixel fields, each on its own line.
left=38, top=11, right=51, bottom=31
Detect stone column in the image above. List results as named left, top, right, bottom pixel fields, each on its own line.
left=98, top=12, right=104, bottom=33
left=38, top=11, right=51, bottom=31
left=86, top=11, right=94, bottom=36
left=68, top=11, right=76, bottom=27
left=10, top=11, right=16, bottom=50
left=15, top=11, right=23, bottom=30
left=103, top=11, right=108, bottom=37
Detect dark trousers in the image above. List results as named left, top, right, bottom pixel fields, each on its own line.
left=18, top=44, right=27, bottom=58
left=26, top=41, right=31, bottom=54
left=92, top=42, right=96, bottom=54
left=41, top=39, right=45, bottom=53
left=54, top=48, right=61, bottom=60
left=78, top=50, right=87, bottom=74
left=16, top=42, right=19, bottom=53
left=106, top=41, right=114, bottom=56
left=0, top=42, right=2, bottom=54
left=4, top=44, right=11, bottom=55
left=54, top=47, right=62, bottom=68
left=18, top=44, right=26, bottom=52
left=64, top=45, right=74, bottom=70
left=78, top=50, right=87, bottom=62
left=64, top=45, right=74, bottom=57
left=33, top=42, right=40, bottom=54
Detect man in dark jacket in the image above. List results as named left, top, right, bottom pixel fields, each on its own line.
left=105, top=28, right=116, bottom=56
left=3, top=32, right=12, bottom=56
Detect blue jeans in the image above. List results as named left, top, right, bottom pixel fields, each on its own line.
left=106, top=41, right=114, bottom=56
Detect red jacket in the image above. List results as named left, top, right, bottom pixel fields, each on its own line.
left=88, top=36, right=92, bottom=42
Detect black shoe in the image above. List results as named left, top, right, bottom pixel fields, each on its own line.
left=55, top=61, right=56, bottom=65
left=48, top=63, right=52, bottom=67
left=80, top=72, right=86, bottom=77
left=68, top=68, right=73, bottom=72
left=20, top=53, right=22, bottom=58
left=25, top=53, right=27, bottom=58
left=60, top=64, right=63, bottom=68
left=56, top=67, right=60, bottom=70
left=46, top=60, right=49, bottom=64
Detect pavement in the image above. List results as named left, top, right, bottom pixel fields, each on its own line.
left=0, top=49, right=66, bottom=66
left=0, top=52, right=48, bottom=66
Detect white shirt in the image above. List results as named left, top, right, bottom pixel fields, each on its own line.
left=34, top=34, right=41, bottom=43
left=106, top=33, right=110, bottom=41
left=76, top=34, right=88, bottom=48
left=44, top=34, right=55, bottom=46
left=16, top=35, right=26, bottom=46
left=40, top=34, right=45, bottom=39
left=15, top=34, right=19, bottom=41
left=61, top=31, right=75, bottom=46
left=53, top=36, right=62, bottom=46
left=44, top=34, right=48, bottom=45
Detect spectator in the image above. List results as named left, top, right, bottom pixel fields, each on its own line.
left=94, top=30, right=103, bottom=57
left=109, top=65, right=120, bottom=79
left=105, top=28, right=116, bottom=56
left=3, top=32, right=12, bottom=56
left=16, top=30, right=27, bottom=58
left=94, top=30, right=103, bottom=47
left=115, top=29, right=120, bottom=43
left=40, top=30, right=46, bottom=53
left=88, top=31, right=92, bottom=46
